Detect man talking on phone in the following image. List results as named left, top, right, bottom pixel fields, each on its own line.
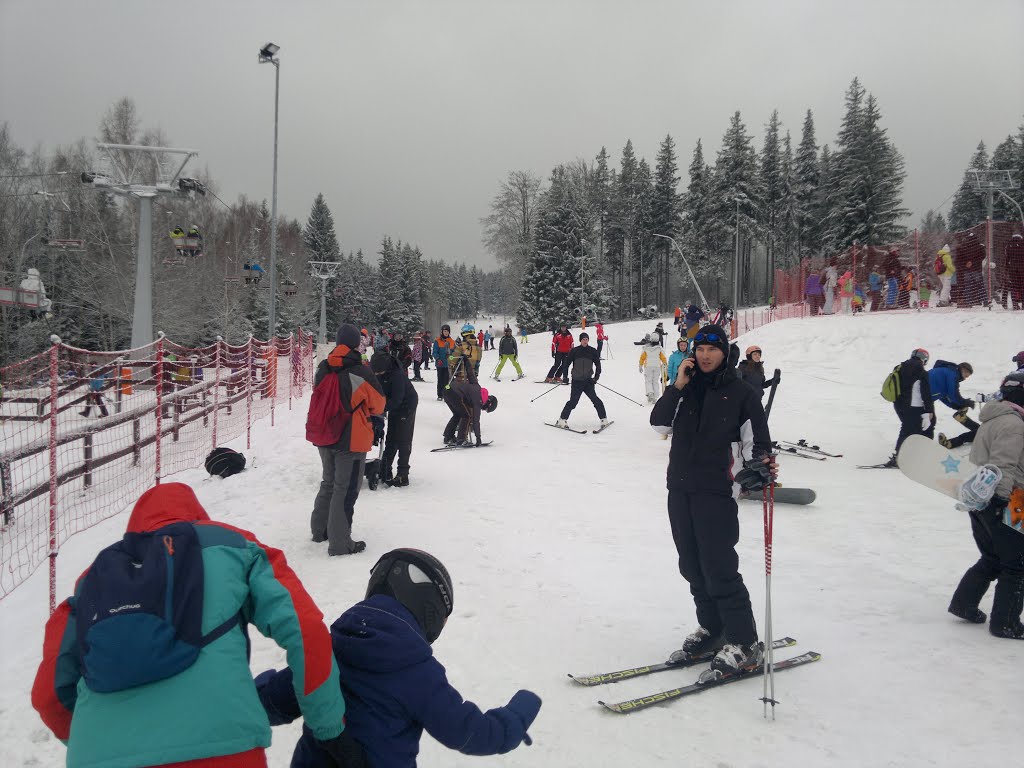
left=649, top=323, right=776, bottom=677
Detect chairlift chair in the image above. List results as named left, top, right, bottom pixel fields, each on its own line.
left=283, top=279, right=297, bottom=297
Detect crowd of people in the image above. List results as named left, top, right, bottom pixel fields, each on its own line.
left=25, top=306, right=1024, bottom=767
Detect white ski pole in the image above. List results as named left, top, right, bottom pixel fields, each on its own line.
left=761, top=477, right=778, bottom=719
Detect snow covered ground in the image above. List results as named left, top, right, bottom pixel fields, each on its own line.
left=2, top=309, right=1023, bottom=767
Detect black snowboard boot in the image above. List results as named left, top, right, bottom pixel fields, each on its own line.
left=949, top=567, right=993, bottom=624
left=392, top=474, right=409, bottom=487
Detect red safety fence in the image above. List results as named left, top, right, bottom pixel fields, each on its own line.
left=0, top=329, right=314, bottom=610
left=771, top=221, right=1024, bottom=314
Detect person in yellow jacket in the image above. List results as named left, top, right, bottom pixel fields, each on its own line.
left=937, top=245, right=955, bottom=306
left=638, top=333, right=668, bottom=404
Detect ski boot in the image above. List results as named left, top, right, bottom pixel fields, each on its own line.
left=600, top=418, right=610, bottom=427
left=882, top=453, right=898, bottom=468
left=381, top=466, right=394, bottom=486
left=554, top=418, right=568, bottom=428
left=669, top=627, right=724, bottom=663
left=938, top=433, right=953, bottom=449
left=392, top=474, right=409, bottom=487
left=707, top=641, right=764, bottom=677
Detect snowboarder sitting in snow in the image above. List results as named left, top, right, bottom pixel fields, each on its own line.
left=947, top=372, right=1024, bottom=639
left=928, top=360, right=978, bottom=450
left=736, top=346, right=778, bottom=400
left=637, top=333, right=666, bottom=404
left=554, top=331, right=608, bottom=429
left=255, top=548, right=541, bottom=768
left=649, top=323, right=776, bottom=676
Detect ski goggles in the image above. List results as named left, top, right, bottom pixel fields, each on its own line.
left=693, top=332, right=724, bottom=345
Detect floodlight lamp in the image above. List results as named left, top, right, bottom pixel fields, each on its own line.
left=259, top=42, right=280, bottom=61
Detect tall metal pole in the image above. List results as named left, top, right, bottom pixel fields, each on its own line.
left=131, top=194, right=154, bottom=349
left=986, top=190, right=994, bottom=308
left=319, top=277, right=328, bottom=346
left=580, top=239, right=586, bottom=320
left=268, top=60, right=280, bottom=339
left=733, top=198, right=740, bottom=312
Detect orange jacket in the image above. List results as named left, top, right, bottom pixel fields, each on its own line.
left=316, top=346, right=386, bottom=453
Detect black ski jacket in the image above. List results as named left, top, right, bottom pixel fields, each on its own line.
left=895, top=356, right=933, bottom=413
left=564, top=346, right=602, bottom=381
left=498, top=335, right=518, bottom=356
left=650, top=365, right=772, bottom=496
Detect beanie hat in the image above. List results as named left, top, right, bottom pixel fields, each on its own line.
left=336, top=323, right=361, bottom=350
left=958, top=362, right=973, bottom=375
left=579, top=332, right=590, bottom=341
left=693, top=323, right=729, bottom=358
left=1000, top=372, right=1024, bottom=406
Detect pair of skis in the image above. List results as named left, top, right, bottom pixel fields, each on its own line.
left=429, top=441, right=494, bottom=453
left=546, top=421, right=614, bottom=435
left=568, top=637, right=821, bottom=713
left=774, top=441, right=841, bottom=461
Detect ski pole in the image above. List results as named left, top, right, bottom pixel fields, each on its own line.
left=489, top=360, right=499, bottom=378
left=760, top=477, right=778, bottom=720
left=596, top=381, right=645, bottom=407
left=764, top=368, right=781, bottom=420
left=606, top=340, right=613, bottom=360
left=530, top=382, right=563, bottom=403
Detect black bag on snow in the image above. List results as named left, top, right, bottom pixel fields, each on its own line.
left=205, top=447, right=246, bottom=478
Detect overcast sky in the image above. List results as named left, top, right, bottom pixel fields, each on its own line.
left=2, top=0, right=1022, bottom=269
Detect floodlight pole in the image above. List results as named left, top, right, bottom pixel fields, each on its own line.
left=309, top=261, right=341, bottom=345
left=734, top=197, right=741, bottom=312
left=132, top=194, right=155, bottom=348
left=259, top=43, right=282, bottom=340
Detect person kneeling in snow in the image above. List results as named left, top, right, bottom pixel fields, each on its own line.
left=255, top=548, right=541, bottom=768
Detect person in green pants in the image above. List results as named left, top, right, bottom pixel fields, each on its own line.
left=494, top=326, right=524, bottom=381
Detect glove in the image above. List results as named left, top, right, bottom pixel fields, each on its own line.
left=964, top=398, right=976, bottom=409
left=371, top=415, right=386, bottom=445
left=551, top=350, right=555, bottom=358
left=593, top=375, right=599, bottom=384
left=734, top=457, right=773, bottom=492
left=316, top=729, right=369, bottom=767
left=495, top=689, right=542, bottom=751
left=921, top=413, right=933, bottom=430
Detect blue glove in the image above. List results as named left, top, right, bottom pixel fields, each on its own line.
left=495, top=689, right=542, bottom=751
left=371, top=415, right=386, bottom=445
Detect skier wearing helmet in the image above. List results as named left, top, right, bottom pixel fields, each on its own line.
left=638, top=333, right=666, bottom=404
left=735, top=346, right=778, bottom=400
left=255, top=548, right=542, bottom=767
left=432, top=325, right=457, bottom=400
left=885, top=348, right=935, bottom=467
left=947, top=372, right=1024, bottom=639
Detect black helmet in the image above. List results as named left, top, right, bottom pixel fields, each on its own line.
left=1000, top=372, right=1024, bottom=407
left=441, top=324, right=451, bottom=332
left=484, top=394, right=498, bottom=413
left=366, top=548, right=453, bottom=643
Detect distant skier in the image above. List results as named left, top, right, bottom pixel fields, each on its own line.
left=553, top=332, right=608, bottom=429
left=594, top=321, right=608, bottom=358
left=638, top=333, right=666, bottom=404
left=683, top=302, right=704, bottom=338
left=432, top=324, right=456, bottom=401
left=649, top=323, right=776, bottom=676
left=388, top=331, right=413, bottom=371
left=935, top=245, right=955, bottom=306
left=410, top=332, right=425, bottom=381
left=928, top=360, right=977, bottom=449
left=667, top=336, right=689, bottom=384
left=823, top=258, right=839, bottom=314
left=947, top=372, right=1024, bottom=639
left=735, top=346, right=778, bottom=400
left=493, top=327, right=524, bottom=381
left=653, top=321, right=666, bottom=347
left=79, top=366, right=109, bottom=418
left=886, top=348, right=934, bottom=467
left=546, top=323, right=574, bottom=383
left=1005, top=233, right=1024, bottom=310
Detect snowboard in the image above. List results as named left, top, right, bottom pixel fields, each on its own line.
left=896, top=434, right=976, bottom=500
left=739, top=487, right=816, bottom=505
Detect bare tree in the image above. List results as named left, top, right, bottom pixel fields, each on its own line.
left=481, top=170, right=543, bottom=279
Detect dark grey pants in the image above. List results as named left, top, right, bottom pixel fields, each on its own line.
left=311, top=448, right=365, bottom=554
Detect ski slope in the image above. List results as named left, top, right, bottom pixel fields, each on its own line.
left=1, top=309, right=1022, bottom=767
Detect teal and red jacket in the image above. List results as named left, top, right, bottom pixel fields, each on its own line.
left=31, top=482, right=346, bottom=768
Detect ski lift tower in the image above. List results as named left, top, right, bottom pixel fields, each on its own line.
left=969, top=169, right=1020, bottom=306
left=80, top=143, right=205, bottom=350
left=309, top=260, right=341, bottom=346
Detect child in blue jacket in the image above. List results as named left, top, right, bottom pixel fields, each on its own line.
left=256, top=548, right=541, bottom=768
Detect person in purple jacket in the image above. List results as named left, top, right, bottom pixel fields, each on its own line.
left=255, top=548, right=542, bottom=768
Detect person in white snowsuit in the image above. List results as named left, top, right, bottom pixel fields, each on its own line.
left=638, top=334, right=667, bottom=404
left=822, top=261, right=838, bottom=314
left=19, top=268, right=52, bottom=315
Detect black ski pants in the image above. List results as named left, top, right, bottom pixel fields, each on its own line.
left=383, top=405, right=417, bottom=477
left=412, top=360, right=422, bottom=379
left=947, top=414, right=980, bottom=449
left=559, top=379, right=606, bottom=420
left=436, top=367, right=449, bottom=400
left=950, top=501, right=1024, bottom=633
left=81, top=392, right=108, bottom=417
left=667, top=490, right=757, bottom=646
left=547, top=352, right=569, bottom=382
left=894, top=404, right=932, bottom=454
left=596, top=340, right=604, bottom=358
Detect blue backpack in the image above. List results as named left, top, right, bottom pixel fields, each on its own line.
left=74, top=522, right=238, bottom=693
